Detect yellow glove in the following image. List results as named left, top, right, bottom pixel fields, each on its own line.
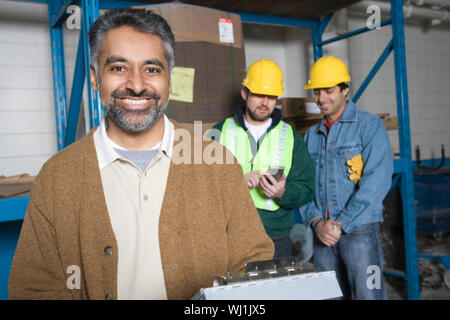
left=346, top=154, right=364, bottom=184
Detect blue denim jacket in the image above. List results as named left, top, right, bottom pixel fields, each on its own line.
left=299, top=100, right=393, bottom=233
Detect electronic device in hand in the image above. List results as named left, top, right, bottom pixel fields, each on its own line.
left=265, top=166, right=284, bottom=184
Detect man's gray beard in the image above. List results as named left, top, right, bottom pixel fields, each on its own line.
left=103, top=99, right=168, bottom=133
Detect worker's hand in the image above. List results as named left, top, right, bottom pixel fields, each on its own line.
left=346, top=154, right=364, bottom=184
left=245, top=171, right=262, bottom=189
left=315, top=219, right=342, bottom=247
left=259, top=174, right=286, bottom=199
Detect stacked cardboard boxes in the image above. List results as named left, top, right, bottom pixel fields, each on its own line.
left=0, top=174, right=35, bottom=199
left=134, top=3, right=246, bottom=130
left=278, top=97, right=322, bottom=135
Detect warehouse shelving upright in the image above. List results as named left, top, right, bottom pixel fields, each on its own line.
left=0, top=0, right=427, bottom=300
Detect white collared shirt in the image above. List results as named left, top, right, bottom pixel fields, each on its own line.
left=93, top=115, right=174, bottom=300
left=245, top=118, right=272, bottom=142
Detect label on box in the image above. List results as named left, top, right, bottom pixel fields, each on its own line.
left=218, top=18, right=234, bottom=43
left=169, top=67, right=195, bottom=103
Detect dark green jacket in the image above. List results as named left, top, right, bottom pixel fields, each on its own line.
left=210, top=106, right=315, bottom=237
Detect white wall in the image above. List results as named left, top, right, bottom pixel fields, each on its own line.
left=242, top=24, right=312, bottom=98
left=0, top=1, right=81, bottom=176
left=346, top=15, right=450, bottom=160
left=405, top=25, right=450, bottom=161
left=0, top=18, right=57, bottom=176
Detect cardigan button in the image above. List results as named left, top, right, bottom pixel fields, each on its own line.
left=105, top=293, right=113, bottom=300
left=104, top=246, right=113, bottom=255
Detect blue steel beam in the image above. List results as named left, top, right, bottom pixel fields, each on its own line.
left=311, top=24, right=322, bottom=61
left=51, top=0, right=80, bottom=28
left=0, top=197, right=29, bottom=223
left=384, top=269, right=406, bottom=279
left=310, top=16, right=330, bottom=61
left=311, top=14, right=332, bottom=61
left=352, top=39, right=393, bottom=103
left=317, top=14, right=332, bottom=36
left=64, top=33, right=85, bottom=147
left=81, top=0, right=101, bottom=129
left=319, top=19, right=392, bottom=46
left=394, top=158, right=409, bottom=174
left=48, top=0, right=68, bottom=151
left=391, top=0, right=420, bottom=300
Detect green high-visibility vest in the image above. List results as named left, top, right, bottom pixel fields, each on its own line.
left=220, top=117, right=294, bottom=211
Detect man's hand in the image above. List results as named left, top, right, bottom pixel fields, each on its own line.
left=314, top=219, right=342, bottom=246
left=245, top=171, right=262, bottom=188
left=259, top=174, right=286, bottom=199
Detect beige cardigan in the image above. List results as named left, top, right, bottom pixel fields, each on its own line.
left=8, top=122, right=274, bottom=300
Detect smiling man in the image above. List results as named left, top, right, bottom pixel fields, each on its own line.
left=210, top=59, right=315, bottom=260
left=9, top=9, right=274, bottom=300
left=299, top=56, right=393, bottom=299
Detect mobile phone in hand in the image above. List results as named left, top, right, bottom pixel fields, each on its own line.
left=264, top=166, right=285, bottom=184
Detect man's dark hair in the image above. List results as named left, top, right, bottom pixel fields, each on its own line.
left=88, top=8, right=175, bottom=72
left=337, top=82, right=349, bottom=92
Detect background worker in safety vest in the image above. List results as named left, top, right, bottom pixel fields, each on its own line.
left=299, top=56, right=393, bottom=299
left=209, top=59, right=316, bottom=259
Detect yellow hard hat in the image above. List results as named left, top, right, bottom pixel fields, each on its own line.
left=304, top=56, right=351, bottom=89
left=242, top=59, right=284, bottom=96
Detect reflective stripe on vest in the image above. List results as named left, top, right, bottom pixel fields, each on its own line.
left=219, top=117, right=294, bottom=211
left=265, top=122, right=289, bottom=210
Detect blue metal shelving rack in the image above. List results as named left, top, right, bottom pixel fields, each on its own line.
left=2, top=0, right=437, bottom=300
left=237, top=0, right=420, bottom=300
left=309, top=0, right=421, bottom=300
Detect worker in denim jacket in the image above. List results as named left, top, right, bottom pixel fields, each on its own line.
left=299, top=56, right=393, bottom=300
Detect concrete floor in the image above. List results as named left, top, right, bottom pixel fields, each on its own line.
left=385, top=233, right=450, bottom=300
left=386, top=279, right=450, bottom=300
left=386, top=275, right=450, bottom=300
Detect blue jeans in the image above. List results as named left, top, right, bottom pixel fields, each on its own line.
left=313, top=222, right=387, bottom=300
left=272, top=234, right=293, bottom=259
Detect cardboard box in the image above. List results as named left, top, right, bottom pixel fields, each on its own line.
left=277, top=98, right=306, bottom=118
left=382, top=116, right=398, bottom=131
left=0, top=174, right=35, bottom=198
left=277, top=97, right=321, bottom=118
left=134, top=3, right=246, bottom=124
left=287, top=116, right=322, bottom=135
